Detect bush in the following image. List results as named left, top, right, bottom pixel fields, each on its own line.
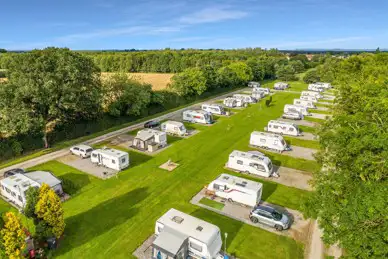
left=303, top=69, right=320, bottom=83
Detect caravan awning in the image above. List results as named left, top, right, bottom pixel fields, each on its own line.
left=152, top=227, right=188, bottom=256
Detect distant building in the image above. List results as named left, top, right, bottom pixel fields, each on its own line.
left=306, top=54, right=314, bottom=61
left=0, top=171, right=63, bottom=207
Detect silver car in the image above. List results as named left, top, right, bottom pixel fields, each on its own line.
left=249, top=205, right=290, bottom=231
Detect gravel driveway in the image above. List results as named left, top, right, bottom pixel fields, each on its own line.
left=310, top=113, right=332, bottom=120
left=285, top=145, right=317, bottom=161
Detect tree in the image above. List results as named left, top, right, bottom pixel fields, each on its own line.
left=303, top=69, right=320, bottom=83
left=102, top=73, right=152, bottom=117
left=227, top=62, right=253, bottom=84
left=24, top=187, right=40, bottom=221
left=289, top=60, right=305, bottom=73
left=0, top=47, right=102, bottom=148
left=0, top=49, right=6, bottom=53
left=305, top=54, right=388, bottom=258
left=35, top=184, right=65, bottom=238
left=247, top=58, right=265, bottom=81
left=0, top=212, right=26, bottom=259
left=275, top=64, right=297, bottom=81
left=170, top=67, right=207, bottom=96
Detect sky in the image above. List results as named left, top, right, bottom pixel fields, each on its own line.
left=1, top=0, right=387, bottom=50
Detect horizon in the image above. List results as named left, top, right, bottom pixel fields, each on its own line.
left=1, top=0, right=388, bottom=50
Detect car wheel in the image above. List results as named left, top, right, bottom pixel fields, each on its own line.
left=250, top=216, right=259, bottom=223
left=275, top=225, right=283, bottom=231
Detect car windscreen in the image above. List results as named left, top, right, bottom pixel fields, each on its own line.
left=271, top=211, right=282, bottom=220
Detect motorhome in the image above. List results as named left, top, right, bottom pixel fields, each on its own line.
left=265, top=120, right=301, bottom=136
left=300, top=95, right=318, bottom=103
left=226, top=150, right=275, bottom=178
left=233, top=94, right=257, bottom=103
left=249, top=131, right=290, bottom=153
left=274, top=82, right=289, bottom=90
left=284, top=104, right=311, bottom=116
left=0, top=171, right=63, bottom=207
left=302, top=91, right=323, bottom=99
left=132, top=129, right=167, bottom=152
left=161, top=121, right=187, bottom=136
left=248, top=81, right=261, bottom=88
left=293, top=99, right=317, bottom=109
left=308, top=84, right=325, bottom=92
left=201, top=103, right=227, bottom=115
left=207, top=173, right=263, bottom=207
left=152, top=208, right=223, bottom=259
left=183, top=110, right=213, bottom=124
left=223, top=97, right=246, bottom=108
left=252, top=87, right=270, bottom=96
left=91, top=148, right=129, bottom=170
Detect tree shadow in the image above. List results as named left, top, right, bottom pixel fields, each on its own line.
left=58, top=173, right=92, bottom=195
left=128, top=150, right=152, bottom=167
left=56, top=187, right=148, bottom=255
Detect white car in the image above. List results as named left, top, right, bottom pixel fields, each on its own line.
left=70, top=145, right=93, bottom=158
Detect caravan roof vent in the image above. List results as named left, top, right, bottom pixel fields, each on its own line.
left=196, top=226, right=203, bottom=232
left=171, top=216, right=184, bottom=224
left=242, top=181, right=248, bottom=185
left=21, top=182, right=30, bottom=188
left=222, top=176, right=230, bottom=180
left=15, top=179, right=22, bottom=182
left=236, top=182, right=246, bottom=187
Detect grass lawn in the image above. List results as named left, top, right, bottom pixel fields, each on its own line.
left=305, top=117, right=326, bottom=124
left=311, top=109, right=332, bottom=115
left=315, top=103, right=333, bottom=108
left=199, top=198, right=225, bottom=210
left=284, top=137, right=320, bottom=150
left=29, top=91, right=308, bottom=259
left=258, top=150, right=320, bottom=172
left=298, top=125, right=317, bottom=134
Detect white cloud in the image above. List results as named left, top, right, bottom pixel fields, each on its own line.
left=179, top=6, right=247, bottom=24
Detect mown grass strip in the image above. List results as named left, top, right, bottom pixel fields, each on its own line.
left=284, top=137, right=320, bottom=150
left=199, top=198, right=225, bottom=210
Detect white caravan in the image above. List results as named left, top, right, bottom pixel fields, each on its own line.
left=226, top=150, right=275, bottom=177
left=252, top=91, right=265, bottom=100
left=90, top=148, right=129, bottom=170
left=153, top=208, right=223, bottom=259
left=252, top=87, right=270, bottom=96
left=294, top=99, right=316, bottom=109
left=207, top=173, right=263, bottom=207
left=132, top=129, right=167, bottom=151
left=201, top=103, right=227, bottom=115
left=183, top=110, right=213, bottom=124
left=250, top=131, right=290, bottom=153
left=248, top=81, right=261, bottom=88
left=308, top=84, right=324, bottom=92
left=302, top=91, right=323, bottom=99
left=284, top=104, right=311, bottom=116
left=160, top=121, right=187, bottom=136
left=265, top=120, right=301, bottom=136
left=300, top=95, right=318, bottom=103
left=316, top=82, right=332, bottom=89
left=223, top=97, right=246, bottom=108
left=233, top=94, right=257, bottom=103
left=274, top=82, right=289, bottom=90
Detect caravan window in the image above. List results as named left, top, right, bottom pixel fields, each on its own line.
left=18, top=195, right=23, bottom=202
left=5, top=188, right=10, bottom=193
left=92, top=153, right=97, bottom=158
left=237, top=160, right=243, bottom=165
left=289, top=128, right=294, bottom=132
left=213, top=184, right=225, bottom=191
left=281, top=139, right=286, bottom=146
left=260, top=138, right=266, bottom=143
left=189, top=242, right=203, bottom=252
left=121, top=158, right=126, bottom=163
left=256, top=164, right=266, bottom=172
left=273, top=125, right=278, bottom=129
left=11, top=192, right=16, bottom=197
left=112, top=160, right=116, bottom=164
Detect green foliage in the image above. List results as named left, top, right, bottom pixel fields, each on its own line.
left=217, top=62, right=253, bottom=87
left=0, top=212, right=26, bottom=259
left=170, top=67, right=207, bottom=96
left=305, top=53, right=388, bottom=258
left=289, top=60, right=305, bottom=73
left=0, top=47, right=102, bottom=147
left=24, top=187, right=40, bottom=220
left=199, top=198, right=225, bottom=210
left=303, top=69, right=321, bottom=83
left=102, top=73, right=152, bottom=116
left=275, top=64, right=297, bottom=81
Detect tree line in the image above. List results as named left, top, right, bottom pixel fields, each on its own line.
left=305, top=53, right=388, bottom=258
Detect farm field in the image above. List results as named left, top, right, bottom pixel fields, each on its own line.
left=101, top=72, right=173, bottom=90
left=28, top=91, right=309, bottom=259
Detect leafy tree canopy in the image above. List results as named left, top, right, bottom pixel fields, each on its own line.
left=170, top=67, right=207, bottom=96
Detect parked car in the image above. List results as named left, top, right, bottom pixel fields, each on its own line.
left=144, top=120, right=160, bottom=129
left=282, top=112, right=303, bottom=120
left=249, top=205, right=290, bottom=231
left=3, top=168, right=25, bottom=178
left=70, top=145, right=93, bottom=158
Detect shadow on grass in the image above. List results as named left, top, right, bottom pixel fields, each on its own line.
left=58, top=173, right=92, bottom=195
left=129, top=150, right=153, bottom=167
left=56, top=187, right=148, bottom=256
left=167, top=135, right=183, bottom=145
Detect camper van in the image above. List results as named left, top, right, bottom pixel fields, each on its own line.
left=284, top=104, right=311, bottom=116
left=201, top=103, right=227, bottom=115
left=223, top=97, right=246, bottom=108
left=308, top=84, right=324, bottom=92
left=250, top=131, right=290, bottom=153
left=132, top=129, right=167, bottom=151
left=153, top=208, right=223, bottom=259
left=302, top=91, right=323, bottom=99
left=265, top=120, right=301, bottom=136
left=300, top=95, right=318, bottom=103
left=226, top=150, right=275, bottom=178
left=233, top=94, right=257, bottom=103
left=90, top=148, right=129, bottom=170
left=252, top=87, right=270, bottom=96
left=293, top=99, right=316, bottom=109
left=274, top=82, right=289, bottom=90
left=160, top=121, right=187, bottom=136
left=248, top=81, right=261, bottom=88
left=207, top=173, right=263, bottom=207
left=183, top=110, right=213, bottom=124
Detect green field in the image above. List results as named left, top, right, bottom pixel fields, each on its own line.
left=298, top=125, right=317, bottom=133
left=23, top=91, right=310, bottom=258
left=305, top=116, right=326, bottom=123
left=284, top=137, right=320, bottom=150
left=199, top=198, right=225, bottom=210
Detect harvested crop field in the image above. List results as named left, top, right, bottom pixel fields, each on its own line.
left=101, top=72, right=174, bottom=90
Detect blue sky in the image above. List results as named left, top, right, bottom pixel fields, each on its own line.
left=1, top=0, right=387, bottom=50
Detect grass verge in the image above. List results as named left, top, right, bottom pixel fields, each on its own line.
left=199, top=198, right=225, bottom=210
left=284, top=137, right=320, bottom=150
